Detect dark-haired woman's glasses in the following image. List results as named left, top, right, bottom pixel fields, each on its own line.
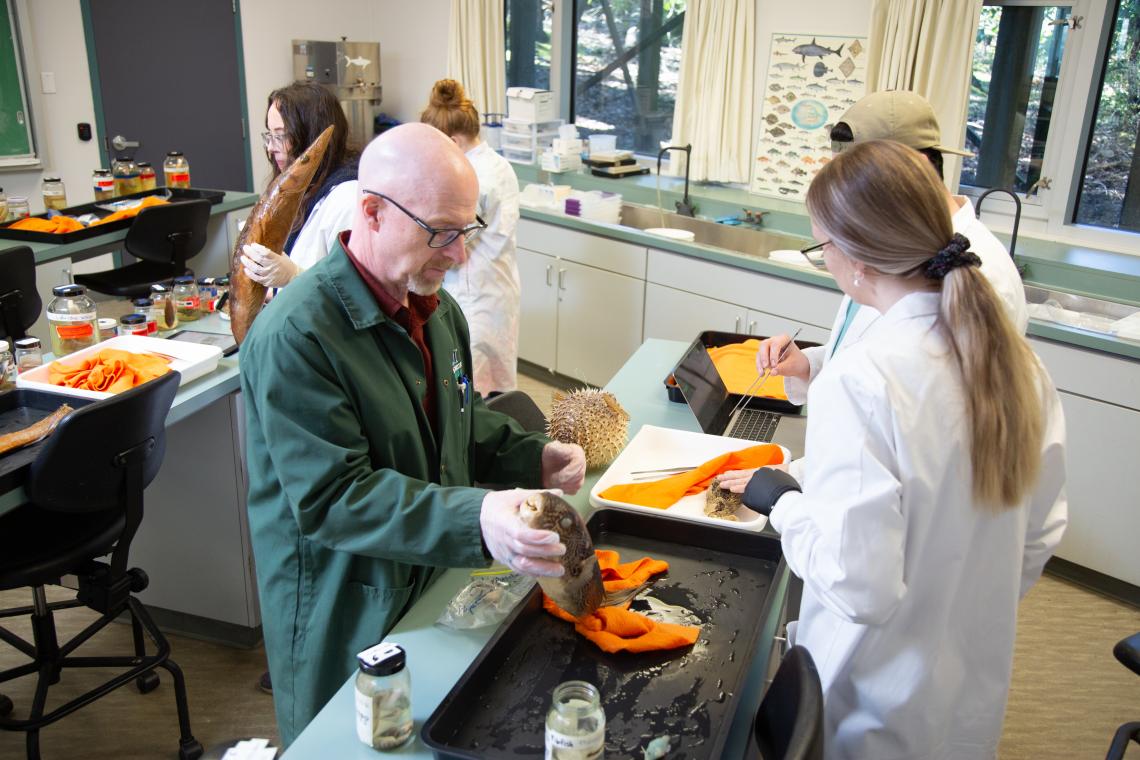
left=799, top=241, right=831, bottom=270
left=261, top=131, right=288, bottom=149
left=364, top=190, right=487, bottom=248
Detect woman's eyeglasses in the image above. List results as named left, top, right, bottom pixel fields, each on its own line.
left=799, top=240, right=831, bottom=270
left=364, top=190, right=487, bottom=248
left=261, top=131, right=288, bottom=150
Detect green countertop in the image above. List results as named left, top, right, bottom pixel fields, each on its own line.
left=514, top=166, right=1140, bottom=361
left=282, top=338, right=789, bottom=759
left=0, top=190, right=259, bottom=265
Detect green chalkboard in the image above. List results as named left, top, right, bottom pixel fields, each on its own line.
left=0, top=0, right=33, bottom=158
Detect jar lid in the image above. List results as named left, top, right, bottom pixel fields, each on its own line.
left=8, top=196, right=28, bottom=203
left=94, top=169, right=112, bottom=175
left=216, top=276, right=230, bottom=286
left=15, top=337, right=41, bottom=349
left=197, top=277, right=214, bottom=285
left=167, top=151, right=184, bottom=157
left=97, top=318, right=117, bottom=329
left=52, top=284, right=85, bottom=297
left=132, top=297, right=154, bottom=306
left=356, top=642, right=405, bottom=677
left=43, top=176, right=61, bottom=183
left=137, top=161, right=152, bottom=167
left=0, top=340, right=8, bottom=352
left=120, top=313, right=147, bottom=325
left=150, top=283, right=170, bottom=293
left=173, top=275, right=195, bottom=284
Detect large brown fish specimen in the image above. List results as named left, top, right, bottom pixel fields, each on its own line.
left=0, top=404, right=73, bottom=456
left=229, top=124, right=335, bottom=345
left=519, top=491, right=649, bottom=617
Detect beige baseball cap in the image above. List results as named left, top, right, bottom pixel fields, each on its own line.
left=835, top=90, right=973, bottom=157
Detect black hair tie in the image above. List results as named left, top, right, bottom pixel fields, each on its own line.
left=924, top=233, right=981, bottom=279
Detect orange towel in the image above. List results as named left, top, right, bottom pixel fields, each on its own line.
left=89, top=195, right=168, bottom=226
left=48, top=348, right=171, bottom=393
left=8, top=216, right=84, bottom=234
left=598, top=443, right=784, bottom=509
left=707, top=340, right=788, bottom=399
left=543, top=549, right=699, bottom=653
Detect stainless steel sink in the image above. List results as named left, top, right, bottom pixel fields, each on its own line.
left=619, top=202, right=808, bottom=258
left=1024, top=286, right=1138, bottom=320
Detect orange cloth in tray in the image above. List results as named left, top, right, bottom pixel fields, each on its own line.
left=48, top=348, right=171, bottom=393
left=90, top=195, right=168, bottom=226
left=598, top=443, right=784, bottom=509
left=542, top=549, right=699, bottom=653
left=9, top=216, right=85, bottom=234
left=707, top=340, right=788, bottom=399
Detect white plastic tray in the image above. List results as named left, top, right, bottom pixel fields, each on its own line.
left=589, top=424, right=789, bottom=532
left=17, top=334, right=223, bottom=400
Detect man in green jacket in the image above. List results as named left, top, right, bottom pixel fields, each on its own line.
left=240, top=123, right=586, bottom=745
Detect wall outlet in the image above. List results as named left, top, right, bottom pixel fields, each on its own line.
left=40, top=71, right=56, bottom=94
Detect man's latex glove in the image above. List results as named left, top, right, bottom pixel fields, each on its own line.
left=241, top=242, right=301, bottom=287
left=480, top=488, right=566, bottom=576
left=541, top=441, right=586, bottom=494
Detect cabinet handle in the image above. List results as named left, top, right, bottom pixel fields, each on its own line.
left=557, top=268, right=566, bottom=290
left=748, top=320, right=757, bottom=335
left=545, top=265, right=552, bottom=287
left=734, top=316, right=740, bottom=333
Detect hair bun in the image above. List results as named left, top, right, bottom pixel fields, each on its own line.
left=431, top=79, right=467, bottom=108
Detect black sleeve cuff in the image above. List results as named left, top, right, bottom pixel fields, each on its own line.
left=742, top=468, right=802, bottom=516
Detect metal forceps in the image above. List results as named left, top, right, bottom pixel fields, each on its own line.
left=726, top=327, right=803, bottom=422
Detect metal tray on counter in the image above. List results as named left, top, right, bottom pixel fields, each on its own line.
left=421, top=508, right=785, bottom=759
left=0, top=389, right=94, bottom=493
left=0, top=187, right=226, bottom=244
left=664, top=330, right=820, bottom=415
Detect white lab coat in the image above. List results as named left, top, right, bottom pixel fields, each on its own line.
left=769, top=291, right=1068, bottom=759
left=289, top=180, right=359, bottom=272
left=785, top=196, right=1027, bottom=413
left=443, top=142, right=521, bottom=394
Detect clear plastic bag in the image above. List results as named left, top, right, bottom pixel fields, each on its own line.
left=435, top=569, right=535, bottom=630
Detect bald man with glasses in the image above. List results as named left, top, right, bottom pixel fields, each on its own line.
left=239, top=123, right=586, bottom=746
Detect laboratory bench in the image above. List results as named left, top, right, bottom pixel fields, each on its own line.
left=282, top=338, right=792, bottom=759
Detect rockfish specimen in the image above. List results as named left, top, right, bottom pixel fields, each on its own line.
left=229, top=125, right=334, bottom=345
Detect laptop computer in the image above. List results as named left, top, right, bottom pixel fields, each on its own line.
left=672, top=338, right=807, bottom=458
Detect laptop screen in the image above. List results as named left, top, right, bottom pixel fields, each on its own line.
left=672, top=338, right=732, bottom=434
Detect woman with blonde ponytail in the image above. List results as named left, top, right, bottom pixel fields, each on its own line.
left=733, top=141, right=1067, bottom=758
left=421, top=79, right=521, bottom=395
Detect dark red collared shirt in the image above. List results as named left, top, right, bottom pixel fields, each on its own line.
left=341, top=231, right=440, bottom=429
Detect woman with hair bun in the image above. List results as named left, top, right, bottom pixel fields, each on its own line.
left=725, top=141, right=1067, bottom=757
left=240, top=82, right=360, bottom=289
left=421, top=78, right=520, bottom=395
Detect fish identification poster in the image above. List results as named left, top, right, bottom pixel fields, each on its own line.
left=750, top=33, right=868, bottom=202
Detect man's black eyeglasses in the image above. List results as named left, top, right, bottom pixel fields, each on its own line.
left=364, top=190, right=486, bottom=249
left=799, top=240, right=831, bottom=270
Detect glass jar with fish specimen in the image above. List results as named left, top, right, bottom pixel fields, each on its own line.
left=545, top=680, right=605, bottom=759
left=354, top=642, right=413, bottom=750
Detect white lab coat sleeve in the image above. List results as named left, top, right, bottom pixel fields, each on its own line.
left=472, top=175, right=518, bottom=265
left=784, top=345, right=825, bottom=405
left=1020, top=376, right=1068, bottom=598
left=769, top=366, right=908, bottom=626
left=289, top=180, right=359, bottom=272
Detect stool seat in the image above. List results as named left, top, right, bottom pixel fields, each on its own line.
left=0, top=506, right=124, bottom=590
left=1115, top=632, right=1140, bottom=677
left=75, top=261, right=187, bottom=299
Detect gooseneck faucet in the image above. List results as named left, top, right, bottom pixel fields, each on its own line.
left=975, top=187, right=1021, bottom=260
left=656, top=144, right=695, bottom=217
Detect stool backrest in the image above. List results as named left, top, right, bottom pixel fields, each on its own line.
left=0, top=245, right=41, bottom=341
left=754, top=645, right=824, bottom=760
left=27, top=370, right=180, bottom=513
left=124, top=199, right=210, bottom=267
left=485, top=390, right=547, bottom=433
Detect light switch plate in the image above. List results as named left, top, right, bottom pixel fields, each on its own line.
left=40, top=71, right=56, bottom=93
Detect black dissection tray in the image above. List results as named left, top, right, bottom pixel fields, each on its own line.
left=664, top=329, right=820, bottom=414
left=0, top=389, right=94, bottom=492
left=0, top=187, right=226, bottom=244
left=421, top=508, right=785, bottom=759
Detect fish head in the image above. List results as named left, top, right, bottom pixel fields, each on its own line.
left=273, top=124, right=335, bottom=200
left=520, top=491, right=577, bottom=534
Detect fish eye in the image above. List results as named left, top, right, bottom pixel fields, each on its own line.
left=559, top=517, right=573, bottom=530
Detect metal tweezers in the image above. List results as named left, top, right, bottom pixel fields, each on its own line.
left=725, top=327, right=802, bottom=423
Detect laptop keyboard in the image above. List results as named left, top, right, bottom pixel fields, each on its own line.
left=726, top=408, right=781, bottom=442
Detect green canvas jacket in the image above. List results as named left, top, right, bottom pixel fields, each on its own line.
left=240, top=238, right=547, bottom=744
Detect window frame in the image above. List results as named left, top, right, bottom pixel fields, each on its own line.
left=0, top=0, right=39, bottom=169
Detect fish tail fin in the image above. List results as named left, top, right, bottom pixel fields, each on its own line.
left=602, top=578, right=654, bottom=608
left=836, top=43, right=844, bottom=56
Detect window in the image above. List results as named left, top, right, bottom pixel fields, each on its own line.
left=1073, top=0, right=1140, bottom=233
left=505, top=0, right=553, bottom=92
left=571, top=0, right=686, bottom=154
left=0, top=0, right=36, bottom=165
left=961, top=3, right=1073, bottom=195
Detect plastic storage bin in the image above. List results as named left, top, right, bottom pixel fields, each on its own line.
left=506, top=87, right=557, bottom=122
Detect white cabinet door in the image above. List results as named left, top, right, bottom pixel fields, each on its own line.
left=555, top=260, right=645, bottom=387
left=517, top=247, right=558, bottom=370
left=744, top=309, right=832, bottom=345
left=1053, top=391, right=1140, bottom=586
left=643, top=282, right=747, bottom=342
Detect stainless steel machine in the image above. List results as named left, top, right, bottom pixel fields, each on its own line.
left=291, top=39, right=382, bottom=148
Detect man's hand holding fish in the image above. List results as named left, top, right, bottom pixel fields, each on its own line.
left=480, top=488, right=568, bottom=577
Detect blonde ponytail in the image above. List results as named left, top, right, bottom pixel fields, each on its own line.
left=806, top=140, right=1045, bottom=510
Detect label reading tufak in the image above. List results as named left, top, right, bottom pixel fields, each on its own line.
left=354, top=642, right=414, bottom=751
left=545, top=680, right=605, bottom=759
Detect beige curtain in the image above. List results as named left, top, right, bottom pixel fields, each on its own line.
left=447, top=0, right=506, bottom=117
left=669, top=0, right=755, bottom=183
left=866, top=0, right=982, bottom=186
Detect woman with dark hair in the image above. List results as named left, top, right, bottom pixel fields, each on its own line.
left=722, top=141, right=1067, bottom=757
left=420, top=78, right=520, bottom=395
left=240, top=82, right=359, bottom=288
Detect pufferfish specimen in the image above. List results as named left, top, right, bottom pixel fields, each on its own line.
left=546, top=389, right=630, bottom=469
